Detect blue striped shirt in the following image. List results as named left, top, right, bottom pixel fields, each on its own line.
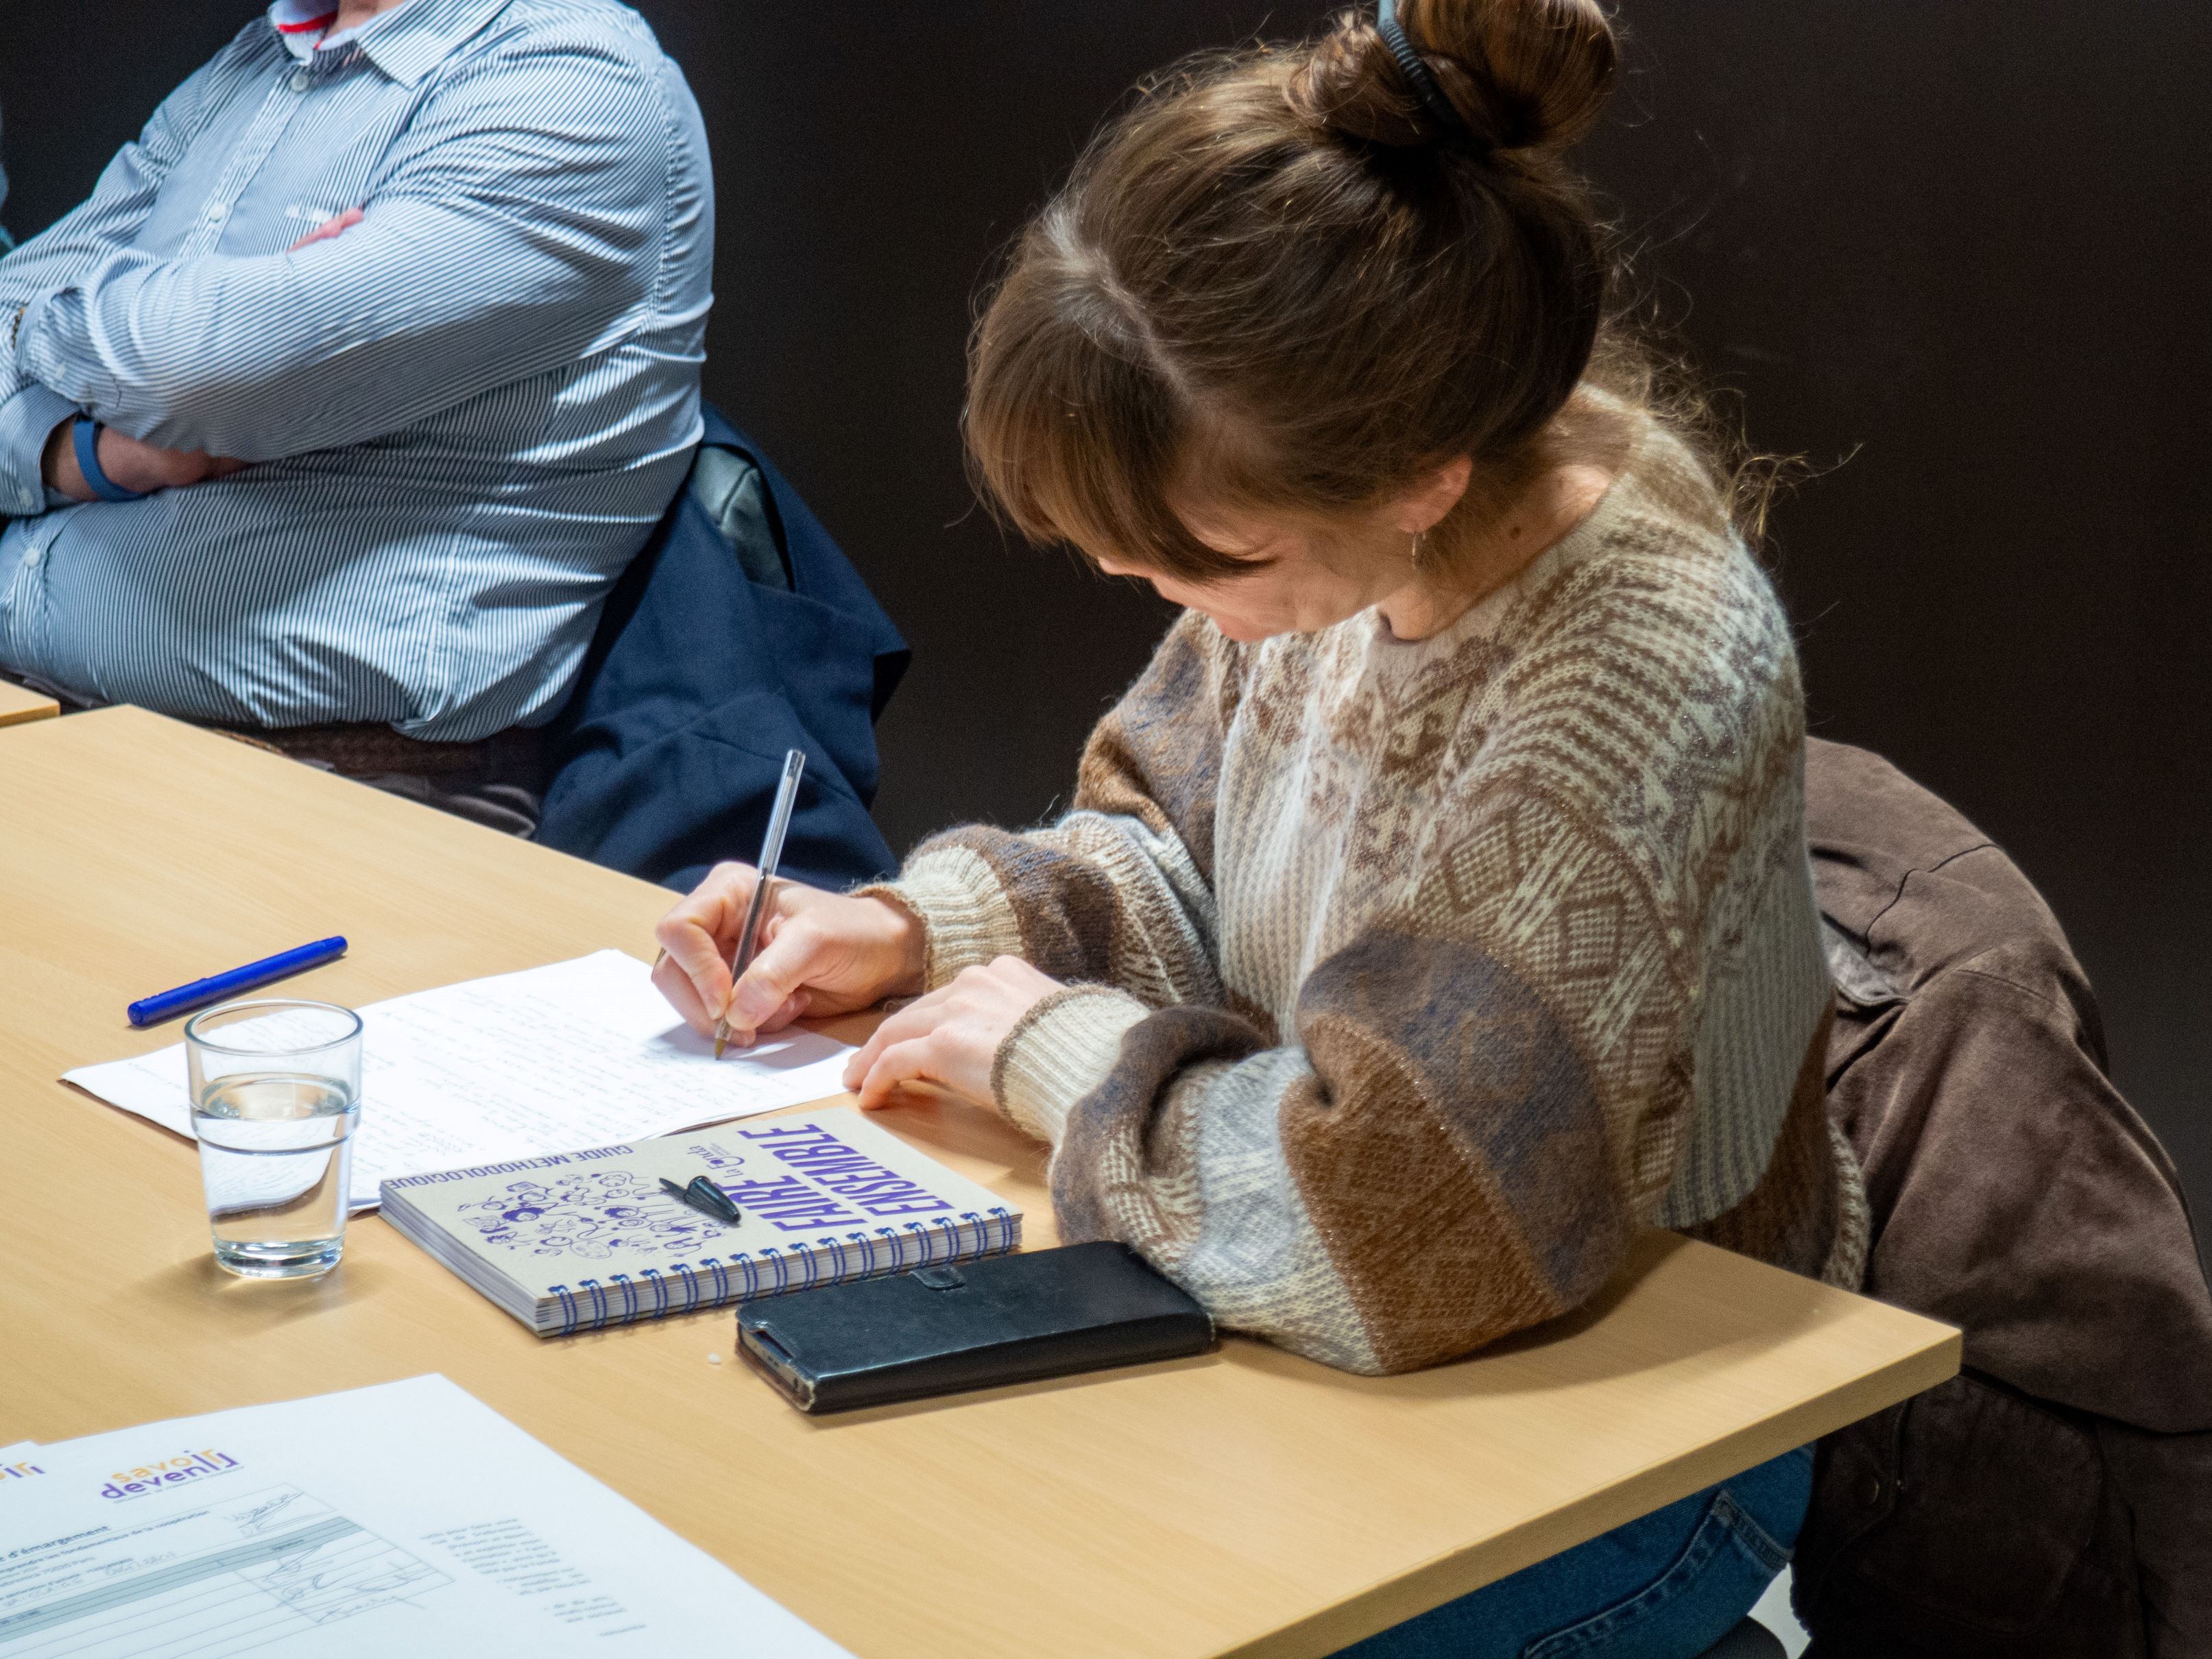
left=0, top=0, right=712, bottom=740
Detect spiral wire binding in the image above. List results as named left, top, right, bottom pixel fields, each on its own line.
left=544, top=1205, right=1022, bottom=1333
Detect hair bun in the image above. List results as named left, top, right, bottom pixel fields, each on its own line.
left=1288, top=0, right=1617, bottom=155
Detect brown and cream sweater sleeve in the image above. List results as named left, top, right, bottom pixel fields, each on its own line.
left=864, top=609, right=1238, bottom=1010
left=983, top=577, right=1828, bottom=1375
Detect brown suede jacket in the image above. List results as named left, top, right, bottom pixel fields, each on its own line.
left=1795, top=740, right=2212, bottom=1658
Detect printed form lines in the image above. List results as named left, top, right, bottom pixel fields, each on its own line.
left=0, top=1517, right=450, bottom=1658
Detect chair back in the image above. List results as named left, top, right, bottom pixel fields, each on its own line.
left=537, top=408, right=909, bottom=893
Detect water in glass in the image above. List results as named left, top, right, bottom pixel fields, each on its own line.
left=194, top=1071, right=359, bottom=1278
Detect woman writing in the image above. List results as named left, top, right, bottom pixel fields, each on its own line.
left=658, top=1, right=1863, bottom=1649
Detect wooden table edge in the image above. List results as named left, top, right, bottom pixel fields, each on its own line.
left=1227, top=1327, right=1962, bottom=1658
left=0, top=678, right=63, bottom=726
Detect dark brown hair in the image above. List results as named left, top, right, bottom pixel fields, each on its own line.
left=964, top=0, right=1714, bottom=585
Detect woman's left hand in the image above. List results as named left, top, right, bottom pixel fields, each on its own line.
left=841, top=956, right=1066, bottom=1112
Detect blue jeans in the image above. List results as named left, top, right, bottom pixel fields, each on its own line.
left=1335, top=1447, right=1812, bottom=1659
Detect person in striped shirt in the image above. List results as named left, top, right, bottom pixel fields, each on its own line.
left=0, top=0, right=712, bottom=830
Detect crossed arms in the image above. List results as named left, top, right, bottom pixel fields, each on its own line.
left=0, top=40, right=677, bottom=518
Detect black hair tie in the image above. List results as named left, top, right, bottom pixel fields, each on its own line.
left=1376, top=0, right=1486, bottom=154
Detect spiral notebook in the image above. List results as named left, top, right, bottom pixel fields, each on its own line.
left=381, top=1108, right=1022, bottom=1336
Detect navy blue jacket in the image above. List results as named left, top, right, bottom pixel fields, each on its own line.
left=536, top=409, right=909, bottom=893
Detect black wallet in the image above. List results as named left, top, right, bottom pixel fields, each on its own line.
left=735, top=1241, right=1216, bottom=1413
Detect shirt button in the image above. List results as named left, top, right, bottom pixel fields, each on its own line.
left=24, top=546, right=44, bottom=567
left=291, top=70, right=313, bottom=93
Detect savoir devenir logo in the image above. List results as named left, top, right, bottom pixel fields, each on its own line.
left=100, top=1451, right=241, bottom=1500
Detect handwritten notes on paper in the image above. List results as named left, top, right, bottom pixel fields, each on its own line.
left=63, top=952, right=857, bottom=1209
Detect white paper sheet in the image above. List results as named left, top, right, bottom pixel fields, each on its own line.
left=0, top=1376, right=849, bottom=1657
left=64, top=952, right=856, bottom=1209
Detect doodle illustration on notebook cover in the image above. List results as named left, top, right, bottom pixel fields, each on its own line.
left=457, top=1154, right=750, bottom=1263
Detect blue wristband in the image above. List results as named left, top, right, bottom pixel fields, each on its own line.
left=73, top=417, right=148, bottom=503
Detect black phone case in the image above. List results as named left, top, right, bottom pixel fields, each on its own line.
left=735, top=1241, right=1216, bottom=1413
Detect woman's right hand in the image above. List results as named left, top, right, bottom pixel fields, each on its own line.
left=652, top=864, right=927, bottom=1045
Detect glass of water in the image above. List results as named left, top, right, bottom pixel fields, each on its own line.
left=185, top=999, right=363, bottom=1279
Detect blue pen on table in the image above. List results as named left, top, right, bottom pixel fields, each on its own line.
left=126, top=936, right=350, bottom=1028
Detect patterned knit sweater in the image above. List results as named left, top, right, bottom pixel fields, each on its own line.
left=876, top=419, right=1869, bottom=1375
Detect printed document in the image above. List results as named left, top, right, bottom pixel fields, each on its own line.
left=63, top=952, right=856, bottom=1209
left=0, top=1376, right=850, bottom=1657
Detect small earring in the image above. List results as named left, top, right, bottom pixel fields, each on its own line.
left=1409, top=530, right=1425, bottom=570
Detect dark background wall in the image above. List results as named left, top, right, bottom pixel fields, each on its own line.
left=5, top=2, right=2204, bottom=1244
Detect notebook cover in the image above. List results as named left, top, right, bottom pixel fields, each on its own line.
left=381, top=1109, right=1020, bottom=1334
left=736, top=1241, right=1216, bottom=1412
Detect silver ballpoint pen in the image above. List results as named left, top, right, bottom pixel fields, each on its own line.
left=714, top=747, right=807, bottom=1059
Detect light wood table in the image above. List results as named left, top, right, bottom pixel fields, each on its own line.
left=0, top=676, right=60, bottom=726
left=0, top=707, right=1957, bottom=1657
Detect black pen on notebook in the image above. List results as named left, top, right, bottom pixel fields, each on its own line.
left=714, top=747, right=806, bottom=1059
left=658, top=1176, right=741, bottom=1224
